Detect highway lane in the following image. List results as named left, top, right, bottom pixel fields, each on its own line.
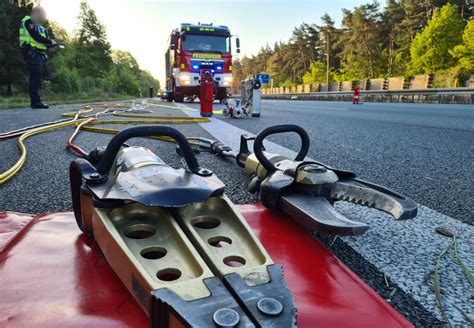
left=205, top=99, right=474, bottom=225
left=262, top=100, right=474, bottom=130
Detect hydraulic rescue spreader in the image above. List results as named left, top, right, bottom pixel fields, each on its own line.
left=70, top=126, right=296, bottom=328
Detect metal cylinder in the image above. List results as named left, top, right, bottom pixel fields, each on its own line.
left=200, top=71, right=214, bottom=117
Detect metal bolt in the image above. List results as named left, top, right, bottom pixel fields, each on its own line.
left=90, top=172, right=100, bottom=179
left=257, top=297, right=283, bottom=316
left=199, top=168, right=212, bottom=176
left=213, top=308, right=240, bottom=327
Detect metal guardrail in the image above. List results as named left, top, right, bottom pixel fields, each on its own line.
left=262, top=88, right=474, bottom=104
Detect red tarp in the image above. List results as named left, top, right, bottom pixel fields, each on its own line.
left=0, top=206, right=412, bottom=327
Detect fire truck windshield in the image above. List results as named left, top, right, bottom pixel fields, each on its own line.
left=183, top=34, right=230, bottom=54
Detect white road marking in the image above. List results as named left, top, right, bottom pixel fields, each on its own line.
left=175, top=102, right=473, bottom=325
left=265, top=103, right=349, bottom=111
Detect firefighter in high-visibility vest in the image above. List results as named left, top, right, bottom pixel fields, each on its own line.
left=19, top=7, right=57, bottom=109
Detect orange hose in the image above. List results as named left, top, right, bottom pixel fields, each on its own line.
left=66, top=118, right=96, bottom=156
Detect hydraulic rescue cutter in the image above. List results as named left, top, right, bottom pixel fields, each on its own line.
left=234, top=125, right=418, bottom=236
left=69, top=126, right=296, bottom=328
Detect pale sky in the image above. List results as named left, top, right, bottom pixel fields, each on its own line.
left=40, top=0, right=369, bottom=85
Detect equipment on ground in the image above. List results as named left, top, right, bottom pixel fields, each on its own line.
left=195, top=125, right=417, bottom=236
left=199, top=70, right=214, bottom=117
left=235, top=125, right=417, bottom=235
left=222, top=98, right=247, bottom=118
left=222, top=78, right=262, bottom=119
left=69, top=126, right=296, bottom=327
left=240, top=77, right=261, bottom=117
left=164, top=23, right=239, bottom=103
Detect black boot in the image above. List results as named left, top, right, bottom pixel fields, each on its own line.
left=31, top=103, right=49, bottom=109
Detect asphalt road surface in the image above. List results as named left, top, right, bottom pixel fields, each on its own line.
left=0, top=99, right=472, bottom=326
left=206, top=99, right=474, bottom=225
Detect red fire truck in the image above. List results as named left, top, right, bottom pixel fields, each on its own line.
left=164, top=23, right=239, bottom=102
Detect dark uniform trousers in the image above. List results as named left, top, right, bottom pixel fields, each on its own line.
left=22, top=46, right=45, bottom=106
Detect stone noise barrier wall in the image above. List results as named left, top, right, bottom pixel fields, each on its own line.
left=261, top=74, right=474, bottom=104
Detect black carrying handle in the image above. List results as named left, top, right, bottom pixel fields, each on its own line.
left=70, top=158, right=98, bottom=234
left=253, top=125, right=310, bottom=172
left=96, top=126, right=210, bottom=176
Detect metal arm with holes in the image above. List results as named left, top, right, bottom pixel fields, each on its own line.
left=69, top=126, right=296, bottom=328
left=235, top=124, right=418, bottom=236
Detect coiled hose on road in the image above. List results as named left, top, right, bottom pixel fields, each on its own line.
left=0, top=102, right=210, bottom=185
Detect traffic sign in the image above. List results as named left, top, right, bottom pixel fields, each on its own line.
left=256, top=73, right=270, bottom=84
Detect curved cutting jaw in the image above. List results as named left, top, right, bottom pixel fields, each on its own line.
left=329, top=178, right=418, bottom=221
left=257, top=161, right=418, bottom=236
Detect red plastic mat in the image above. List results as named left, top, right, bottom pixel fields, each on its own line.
left=0, top=206, right=412, bottom=327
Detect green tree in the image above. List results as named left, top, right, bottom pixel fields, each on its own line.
left=138, top=70, right=160, bottom=94
left=110, top=50, right=160, bottom=96
left=266, top=42, right=287, bottom=85
left=304, top=24, right=320, bottom=64
left=47, top=21, right=79, bottom=94
left=112, top=50, right=140, bottom=75
left=318, top=13, right=339, bottom=83
left=395, top=0, right=430, bottom=71
left=338, top=2, right=384, bottom=79
left=229, top=0, right=470, bottom=89
left=451, top=18, right=474, bottom=74
left=408, top=3, right=464, bottom=74
left=302, top=60, right=327, bottom=86
left=382, top=0, right=406, bottom=75
left=253, top=45, right=273, bottom=73
left=74, top=0, right=112, bottom=78
left=282, top=24, right=319, bottom=83
left=231, top=58, right=243, bottom=91
left=437, top=0, right=474, bottom=18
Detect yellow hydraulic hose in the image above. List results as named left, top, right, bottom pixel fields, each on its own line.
left=145, top=101, right=224, bottom=115
left=0, top=117, right=86, bottom=185
left=78, top=126, right=203, bottom=146
left=0, top=103, right=211, bottom=186
left=61, top=112, right=212, bottom=122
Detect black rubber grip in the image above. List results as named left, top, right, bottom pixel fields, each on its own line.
left=253, top=125, right=310, bottom=172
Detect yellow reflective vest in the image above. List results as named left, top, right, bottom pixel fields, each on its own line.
left=19, top=15, right=47, bottom=50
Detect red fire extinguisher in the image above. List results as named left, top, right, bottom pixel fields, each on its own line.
left=200, top=70, right=214, bottom=117
left=353, top=85, right=360, bottom=105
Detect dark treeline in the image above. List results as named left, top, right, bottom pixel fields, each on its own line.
left=0, top=0, right=160, bottom=98
left=233, top=0, right=474, bottom=87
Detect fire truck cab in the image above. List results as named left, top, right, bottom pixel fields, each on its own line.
left=165, top=23, right=239, bottom=102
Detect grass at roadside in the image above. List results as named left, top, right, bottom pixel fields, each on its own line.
left=0, top=93, right=134, bottom=110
